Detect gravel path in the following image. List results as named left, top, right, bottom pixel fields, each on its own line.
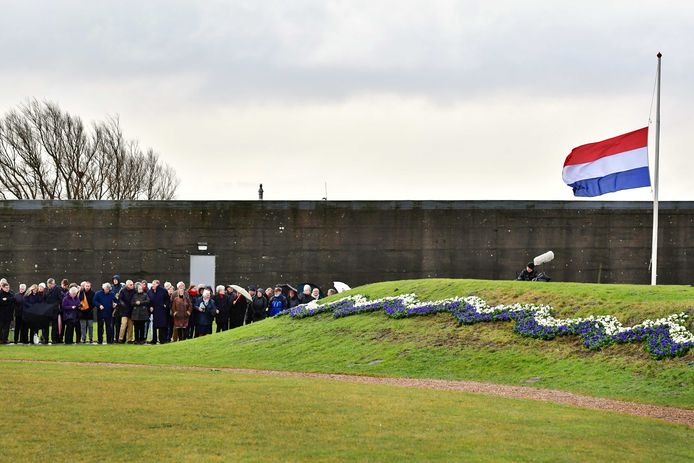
left=3, top=358, right=693, bottom=428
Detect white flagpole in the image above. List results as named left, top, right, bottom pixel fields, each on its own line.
left=650, top=52, right=662, bottom=286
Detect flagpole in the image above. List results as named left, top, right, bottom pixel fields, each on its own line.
left=650, top=52, right=662, bottom=286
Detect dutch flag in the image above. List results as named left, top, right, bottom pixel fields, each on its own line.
left=562, top=127, right=651, bottom=197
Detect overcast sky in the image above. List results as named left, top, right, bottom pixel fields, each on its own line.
left=1, top=0, right=692, bottom=201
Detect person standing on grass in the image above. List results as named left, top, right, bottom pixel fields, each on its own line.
left=287, top=289, right=301, bottom=308
left=23, top=284, right=45, bottom=344
left=171, top=282, right=192, bottom=341
left=213, top=285, right=230, bottom=332
left=186, top=285, right=199, bottom=339
left=130, top=283, right=151, bottom=345
left=269, top=286, right=288, bottom=316
left=251, top=287, right=268, bottom=322
left=147, top=280, right=170, bottom=344
left=79, top=281, right=96, bottom=344
left=195, top=289, right=216, bottom=337
left=45, top=278, right=63, bottom=344
left=117, top=280, right=136, bottom=343
left=299, top=285, right=313, bottom=305
left=0, top=279, right=14, bottom=344
left=111, top=275, right=123, bottom=339
left=62, top=286, right=81, bottom=345
left=164, top=282, right=174, bottom=342
left=13, top=284, right=27, bottom=344
left=230, top=289, right=248, bottom=329
left=94, top=283, right=116, bottom=344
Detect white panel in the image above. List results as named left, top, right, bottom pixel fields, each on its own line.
left=190, top=255, right=216, bottom=288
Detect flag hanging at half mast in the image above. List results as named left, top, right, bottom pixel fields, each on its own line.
left=563, top=127, right=650, bottom=197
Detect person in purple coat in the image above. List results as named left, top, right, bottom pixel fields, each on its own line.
left=147, top=280, right=170, bottom=344
left=62, top=286, right=81, bottom=344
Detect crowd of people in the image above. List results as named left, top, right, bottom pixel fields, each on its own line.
left=0, top=275, right=333, bottom=345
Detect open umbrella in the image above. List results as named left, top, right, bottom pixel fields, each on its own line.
left=333, top=281, right=351, bottom=293
left=230, top=284, right=253, bottom=302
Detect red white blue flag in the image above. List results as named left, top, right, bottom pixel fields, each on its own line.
left=563, top=127, right=650, bottom=197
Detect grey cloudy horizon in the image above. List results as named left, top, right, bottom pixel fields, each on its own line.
left=1, top=0, right=692, bottom=201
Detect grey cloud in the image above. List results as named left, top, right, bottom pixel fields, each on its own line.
left=2, top=0, right=692, bottom=104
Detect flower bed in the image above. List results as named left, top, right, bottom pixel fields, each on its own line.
left=279, top=293, right=694, bottom=359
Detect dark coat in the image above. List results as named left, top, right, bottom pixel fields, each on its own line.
left=93, top=290, right=116, bottom=320
left=195, top=298, right=216, bottom=326
left=230, top=293, right=248, bottom=327
left=79, top=289, right=95, bottom=320
left=130, top=292, right=151, bottom=321
left=62, top=293, right=81, bottom=323
left=213, top=293, right=230, bottom=324
left=117, top=287, right=136, bottom=318
left=299, top=293, right=314, bottom=305
left=288, top=296, right=301, bottom=308
left=517, top=269, right=537, bottom=281
left=147, top=286, right=170, bottom=328
left=251, top=295, right=268, bottom=321
left=23, top=292, right=43, bottom=309
left=0, top=289, right=14, bottom=322
left=14, top=292, right=24, bottom=320
left=45, top=285, right=63, bottom=305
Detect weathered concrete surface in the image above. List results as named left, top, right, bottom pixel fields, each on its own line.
left=0, top=200, right=692, bottom=287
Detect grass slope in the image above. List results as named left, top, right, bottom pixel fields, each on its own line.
left=2, top=279, right=693, bottom=408
left=1, top=362, right=692, bottom=463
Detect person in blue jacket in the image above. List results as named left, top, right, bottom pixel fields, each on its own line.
left=194, top=289, right=216, bottom=337
left=94, top=282, right=117, bottom=344
left=268, top=286, right=288, bottom=316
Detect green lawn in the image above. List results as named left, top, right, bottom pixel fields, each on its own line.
left=0, top=362, right=691, bottom=463
left=2, top=279, right=693, bottom=408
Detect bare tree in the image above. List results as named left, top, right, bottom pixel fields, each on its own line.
left=0, top=99, right=179, bottom=200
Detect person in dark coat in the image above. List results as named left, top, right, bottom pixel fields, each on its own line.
left=229, top=290, right=248, bottom=328
left=299, top=285, right=314, bottom=305
left=62, top=286, right=81, bottom=344
left=195, top=289, right=216, bottom=336
left=0, top=279, right=14, bottom=343
left=287, top=289, right=301, bottom=308
left=269, top=286, right=288, bottom=316
left=517, top=262, right=538, bottom=281
left=94, top=282, right=117, bottom=344
left=117, top=280, right=136, bottom=343
left=45, top=278, right=64, bottom=343
left=147, top=280, right=170, bottom=344
left=111, top=275, right=123, bottom=341
left=250, top=288, right=268, bottom=322
left=79, top=282, right=96, bottom=344
left=213, top=286, right=230, bottom=332
left=130, top=283, right=151, bottom=344
left=23, top=284, right=46, bottom=344
left=13, top=284, right=27, bottom=344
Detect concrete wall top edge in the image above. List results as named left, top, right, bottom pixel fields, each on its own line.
left=1, top=200, right=691, bottom=211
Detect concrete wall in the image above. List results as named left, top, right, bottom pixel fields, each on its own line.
left=0, top=200, right=692, bottom=288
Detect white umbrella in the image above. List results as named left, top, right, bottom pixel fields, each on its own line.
left=333, top=281, right=351, bottom=293
left=230, top=284, right=253, bottom=302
